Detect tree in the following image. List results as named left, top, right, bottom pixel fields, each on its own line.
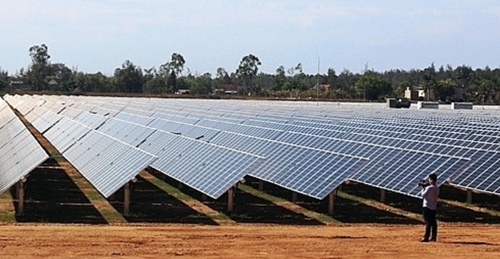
left=28, top=44, right=51, bottom=91
left=327, top=68, right=338, bottom=89
left=167, top=71, right=177, bottom=93
left=274, top=65, right=286, bottom=91
left=236, top=54, right=261, bottom=95
left=0, top=68, right=8, bottom=91
left=337, top=68, right=358, bottom=98
left=186, top=73, right=212, bottom=94
left=169, top=53, right=186, bottom=76
left=143, top=78, right=165, bottom=94
left=142, top=67, right=167, bottom=94
left=355, top=71, right=392, bottom=100
left=474, top=79, right=495, bottom=103
left=86, top=72, right=111, bottom=92
left=215, top=67, right=231, bottom=90
left=47, top=63, right=72, bottom=91
left=435, top=78, right=456, bottom=102
left=113, top=60, right=143, bottom=93
left=422, top=63, right=437, bottom=101
left=456, top=65, right=475, bottom=101
left=160, top=53, right=185, bottom=93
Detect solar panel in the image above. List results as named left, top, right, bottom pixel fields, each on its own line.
left=58, top=106, right=83, bottom=119
left=63, top=130, right=157, bottom=198
left=31, top=110, right=63, bottom=134
left=0, top=130, right=49, bottom=194
left=24, top=101, right=48, bottom=122
left=114, top=111, right=156, bottom=126
left=44, top=117, right=93, bottom=153
left=73, top=111, right=109, bottom=129
left=0, top=102, right=49, bottom=194
left=138, top=130, right=264, bottom=199
left=209, top=132, right=368, bottom=199
left=0, top=114, right=25, bottom=143
left=96, top=118, right=156, bottom=147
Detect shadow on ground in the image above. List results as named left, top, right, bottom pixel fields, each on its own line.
left=108, top=175, right=217, bottom=225
left=155, top=174, right=323, bottom=225
left=445, top=241, right=497, bottom=246
left=12, top=161, right=107, bottom=224
left=440, top=184, right=500, bottom=213
left=245, top=177, right=421, bottom=224
left=341, top=182, right=500, bottom=223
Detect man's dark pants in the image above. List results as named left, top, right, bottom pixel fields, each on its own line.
left=423, top=207, right=437, bottom=240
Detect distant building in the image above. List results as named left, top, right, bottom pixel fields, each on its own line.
left=48, top=79, right=58, bottom=86
left=214, top=84, right=244, bottom=95
left=9, top=80, right=25, bottom=89
left=313, top=83, right=330, bottom=92
left=404, top=87, right=419, bottom=100
left=405, top=87, right=432, bottom=101
left=48, top=79, right=58, bottom=90
left=175, top=89, right=190, bottom=95
left=418, top=89, right=426, bottom=99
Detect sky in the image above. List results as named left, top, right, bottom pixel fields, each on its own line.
left=1, top=0, right=500, bottom=76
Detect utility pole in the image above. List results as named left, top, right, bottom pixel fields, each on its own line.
left=316, top=57, right=320, bottom=107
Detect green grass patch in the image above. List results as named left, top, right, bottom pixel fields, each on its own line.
left=238, top=184, right=284, bottom=203
left=0, top=192, right=16, bottom=223
left=98, top=208, right=126, bottom=224
left=144, top=176, right=192, bottom=202
left=84, top=190, right=105, bottom=201
left=49, top=152, right=65, bottom=162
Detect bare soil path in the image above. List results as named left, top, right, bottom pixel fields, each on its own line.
left=0, top=224, right=499, bottom=258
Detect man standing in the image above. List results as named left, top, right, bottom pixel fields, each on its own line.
left=421, top=173, right=439, bottom=242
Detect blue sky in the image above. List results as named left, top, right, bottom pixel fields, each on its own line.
left=1, top=0, right=499, bottom=76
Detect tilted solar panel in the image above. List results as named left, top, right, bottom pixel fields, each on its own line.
left=0, top=105, right=49, bottom=194
left=96, top=118, right=156, bottom=147
left=31, top=110, right=63, bottom=134
left=63, top=130, right=157, bottom=198
left=114, top=111, right=156, bottom=126
left=73, top=111, right=109, bottom=129
left=43, top=117, right=93, bottom=153
left=138, top=130, right=264, bottom=199
left=210, top=132, right=369, bottom=199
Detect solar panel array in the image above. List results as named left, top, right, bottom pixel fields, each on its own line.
left=7, top=94, right=500, bottom=201
left=5, top=95, right=264, bottom=200
left=0, top=97, right=49, bottom=194
left=33, top=111, right=158, bottom=198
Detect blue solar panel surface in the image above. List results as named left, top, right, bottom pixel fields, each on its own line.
left=138, top=130, right=264, bottom=199
left=0, top=99, right=49, bottom=194
left=7, top=94, right=500, bottom=200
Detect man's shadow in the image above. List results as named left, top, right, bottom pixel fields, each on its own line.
left=445, top=241, right=496, bottom=246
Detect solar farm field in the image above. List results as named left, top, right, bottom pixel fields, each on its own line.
left=2, top=95, right=500, bottom=258
left=1, top=224, right=500, bottom=258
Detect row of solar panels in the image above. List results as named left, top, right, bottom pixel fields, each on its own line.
left=6, top=94, right=370, bottom=199
left=0, top=98, right=48, bottom=195
left=4, top=95, right=265, bottom=199
left=34, top=109, right=365, bottom=200
left=4, top=94, right=485, bottom=201
left=113, top=97, right=500, bottom=195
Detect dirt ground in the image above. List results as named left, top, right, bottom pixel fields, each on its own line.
left=0, top=223, right=499, bottom=259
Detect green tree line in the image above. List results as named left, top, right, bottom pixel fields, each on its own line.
left=1, top=44, right=500, bottom=104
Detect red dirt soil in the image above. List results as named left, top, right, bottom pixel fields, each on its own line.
left=0, top=223, right=499, bottom=258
